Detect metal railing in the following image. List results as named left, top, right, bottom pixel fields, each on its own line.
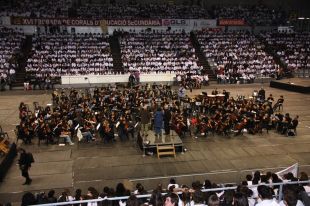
left=32, top=180, right=310, bottom=206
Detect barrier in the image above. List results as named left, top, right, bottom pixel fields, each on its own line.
left=32, top=180, right=310, bottom=206
left=61, top=73, right=176, bottom=84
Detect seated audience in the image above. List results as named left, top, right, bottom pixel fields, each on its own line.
left=120, top=30, right=202, bottom=75
left=196, top=31, right=279, bottom=84
left=25, top=33, right=114, bottom=79
left=262, top=32, right=310, bottom=73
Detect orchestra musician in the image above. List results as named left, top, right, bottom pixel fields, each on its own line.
left=59, top=121, right=74, bottom=145
left=163, top=105, right=172, bottom=135
left=273, top=95, right=284, bottom=111
left=17, top=85, right=296, bottom=148
left=100, top=119, right=114, bottom=143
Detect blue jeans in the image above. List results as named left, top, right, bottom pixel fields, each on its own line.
left=154, top=127, right=162, bottom=137
left=83, top=131, right=93, bottom=142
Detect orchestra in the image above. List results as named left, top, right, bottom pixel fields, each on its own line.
left=16, top=85, right=294, bottom=145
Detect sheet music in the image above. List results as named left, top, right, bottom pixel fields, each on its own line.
left=115, top=121, right=120, bottom=128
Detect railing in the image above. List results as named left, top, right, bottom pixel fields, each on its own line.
left=129, top=164, right=310, bottom=191
left=32, top=180, right=310, bottom=206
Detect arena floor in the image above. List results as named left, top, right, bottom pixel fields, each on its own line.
left=0, top=82, right=310, bottom=203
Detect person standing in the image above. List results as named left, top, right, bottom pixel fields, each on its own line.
left=18, top=148, right=34, bottom=185
left=163, top=105, right=171, bottom=135
left=154, top=107, right=164, bottom=138
left=140, top=105, right=151, bottom=137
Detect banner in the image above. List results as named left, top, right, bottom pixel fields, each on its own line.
left=218, top=19, right=245, bottom=26
left=190, top=19, right=217, bottom=28
left=11, top=17, right=163, bottom=27
left=99, top=20, right=108, bottom=33
left=276, top=163, right=298, bottom=180
left=162, top=19, right=189, bottom=27
left=107, top=19, right=161, bottom=26
left=11, top=17, right=101, bottom=26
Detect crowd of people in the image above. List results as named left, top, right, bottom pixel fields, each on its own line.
left=120, top=31, right=202, bottom=75
left=76, top=3, right=210, bottom=19
left=18, top=171, right=310, bottom=206
left=1, top=28, right=308, bottom=89
left=196, top=31, right=280, bottom=84
left=262, top=32, right=310, bottom=72
left=25, top=33, right=114, bottom=79
left=0, top=0, right=288, bottom=27
left=16, top=83, right=298, bottom=148
left=0, top=27, right=24, bottom=89
left=0, top=0, right=71, bottom=18
left=212, top=4, right=286, bottom=26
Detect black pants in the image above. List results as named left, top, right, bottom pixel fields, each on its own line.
left=21, top=167, right=31, bottom=182
left=164, top=122, right=170, bottom=135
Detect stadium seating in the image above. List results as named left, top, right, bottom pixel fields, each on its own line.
left=25, top=33, right=113, bottom=78
left=120, top=31, right=202, bottom=74
left=196, top=31, right=279, bottom=84
left=262, top=32, right=310, bottom=71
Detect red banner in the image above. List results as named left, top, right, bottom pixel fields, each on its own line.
left=218, top=19, right=245, bottom=26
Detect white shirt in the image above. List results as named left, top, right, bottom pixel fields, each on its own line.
left=256, top=199, right=280, bottom=206
left=279, top=200, right=304, bottom=206
left=303, top=185, right=310, bottom=193
left=167, top=183, right=179, bottom=190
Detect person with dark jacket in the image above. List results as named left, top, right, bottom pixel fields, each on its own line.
left=163, top=105, right=171, bottom=135
left=140, top=105, right=151, bottom=137
left=18, top=148, right=33, bottom=185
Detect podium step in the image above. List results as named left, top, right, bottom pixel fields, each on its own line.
left=157, top=144, right=176, bottom=158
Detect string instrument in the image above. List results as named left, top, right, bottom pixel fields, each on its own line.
left=103, top=120, right=111, bottom=133
left=175, top=116, right=186, bottom=136
left=198, top=121, right=207, bottom=134
left=23, top=124, right=30, bottom=135
left=61, top=123, right=70, bottom=136
left=234, top=117, right=248, bottom=131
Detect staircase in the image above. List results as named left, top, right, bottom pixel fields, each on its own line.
left=12, top=35, right=33, bottom=88
left=190, top=32, right=216, bottom=80
left=157, top=144, right=176, bottom=158
left=256, top=34, right=291, bottom=77
left=109, top=34, right=123, bottom=74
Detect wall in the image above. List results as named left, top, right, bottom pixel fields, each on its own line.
left=61, top=73, right=176, bottom=84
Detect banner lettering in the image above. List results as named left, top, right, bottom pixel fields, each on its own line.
left=11, top=17, right=100, bottom=26
left=107, top=19, right=161, bottom=26
left=218, top=19, right=245, bottom=26
left=162, top=19, right=189, bottom=26
left=11, top=17, right=162, bottom=26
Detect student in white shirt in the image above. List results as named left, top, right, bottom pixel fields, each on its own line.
left=256, top=185, right=280, bottom=206
left=167, top=178, right=179, bottom=190
left=279, top=189, right=304, bottom=206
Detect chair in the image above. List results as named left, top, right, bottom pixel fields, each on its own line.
left=278, top=103, right=283, bottom=111
left=273, top=102, right=284, bottom=112
left=53, top=128, right=66, bottom=144
left=37, top=130, right=48, bottom=146
left=287, top=122, right=298, bottom=136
